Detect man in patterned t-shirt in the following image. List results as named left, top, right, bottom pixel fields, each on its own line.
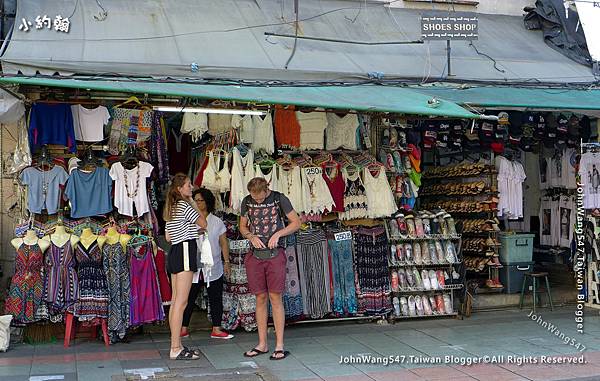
left=239, top=177, right=300, bottom=360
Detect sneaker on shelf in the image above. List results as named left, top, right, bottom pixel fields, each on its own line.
left=388, top=220, right=400, bottom=238
left=398, top=269, right=408, bottom=290
left=415, top=216, right=425, bottom=238
left=422, top=295, right=433, bottom=316
left=406, top=215, right=417, bottom=239
left=445, top=213, right=457, bottom=236
left=386, top=153, right=395, bottom=171
left=435, top=294, right=446, bottom=314
left=493, top=279, right=504, bottom=288
left=404, top=243, right=413, bottom=263
left=389, top=244, right=397, bottom=265
left=445, top=241, right=457, bottom=263
left=390, top=128, right=398, bottom=147
left=415, top=295, right=424, bottom=316
left=396, top=215, right=408, bottom=237
left=393, top=296, right=401, bottom=316
left=452, top=270, right=460, bottom=280
left=485, top=279, right=496, bottom=288
left=435, top=241, right=446, bottom=264
left=429, top=296, right=438, bottom=314
left=406, top=267, right=416, bottom=288
left=422, top=213, right=432, bottom=236
left=391, top=271, right=399, bottom=292
left=413, top=268, right=423, bottom=289
left=413, top=242, right=423, bottom=265
left=408, top=295, right=417, bottom=317
left=211, top=331, right=234, bottom=340
left=443, top=294, right=453, bottom=314
left=421, top=241, right=432, bottom=264
left=438, top=216, right=449, bottom=236
left=428, top=241, right=439, bottom=264
left=396, top=245, right=406, bottom=263
left=422, top=269, right=432, bottom=290
left=429, top=270, right=440, bottom=290
left=400, top=296, right=409, bottom=316
left=437, top=270, right=446, bottom=288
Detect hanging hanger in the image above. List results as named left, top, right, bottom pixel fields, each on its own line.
left=121, top=145, right=139, bottom=170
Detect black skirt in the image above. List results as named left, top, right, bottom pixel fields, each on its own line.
left=168, top=239, right=199, bottom=274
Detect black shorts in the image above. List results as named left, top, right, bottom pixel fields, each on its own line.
left=168, top=239, right=198, bottom=274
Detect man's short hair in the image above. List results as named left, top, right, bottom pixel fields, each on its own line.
left=247, top=177, right=269, bottom=193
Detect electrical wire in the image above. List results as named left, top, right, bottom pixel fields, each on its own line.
left=469, top=42, right=506, bottom=74
left=284, top=0, right=300, bottom=69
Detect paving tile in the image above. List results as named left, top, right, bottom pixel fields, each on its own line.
left=0, top=365, right=31, bottom=377
left=30, top=373, right=77, bottom=381
left=76, top=351, right=119, bottom=362
left=452, top=364, right=519, bottom=376
left=0, top=357, right=32, bottom=366
left=0, top=376, right=28, bottom=381
left=293, top=351, right=341, bottom=365
left=305, top=363, right=363, bottom=378
left=323, top=375, right=375, bottom=381
left=120, top=358, right=169, bottom=369
left=367, top=369, right=426, bottom=381
left=549, top=363, right=600, bottom=378
left=511, top=367, right=573, bottom=381
left=409, top=365, right=469, bottom=379
left=116, top=349, right=161, bottom=360
left=32, top=354, right=76, bottom=364
left=472, top=375, right=529, bottom=381
left=267, top=366, right=319, bottom=381
left=30, top=361, right=76, bottom=375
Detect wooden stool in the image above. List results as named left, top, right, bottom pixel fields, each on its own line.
left=64, top=312, right=109, bottom=348
left=519, top=272, right=554, bottom=314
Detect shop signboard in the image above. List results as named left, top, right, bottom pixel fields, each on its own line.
left=421, top=11, right=478, bottom=40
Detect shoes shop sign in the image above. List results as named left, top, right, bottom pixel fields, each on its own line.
left=421, top=11, right=478, bottom=40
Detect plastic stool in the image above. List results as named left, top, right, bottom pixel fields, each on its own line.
left=64, top=312, right=109, bottom=348
left=519, top=272, right=554, bottom=313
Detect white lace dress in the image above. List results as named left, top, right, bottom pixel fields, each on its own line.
left=363, top=166, right=397, bottom=218
left=278, top=166, right=303, bottom=213
left=301, top=167, right=336, bottom=214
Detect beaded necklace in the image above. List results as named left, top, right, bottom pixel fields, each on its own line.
left=123, top=164, right=141, bottom=199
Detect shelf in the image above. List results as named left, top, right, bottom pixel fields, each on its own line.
left=388, top=234, right=461, bottom=241
left=461, top=231, right=500, bottom=236
left=389, top=312, right=458, bottom=320
left=420, top=191, right=499, bottom=197
left=389, top=262, right=460, bottom=268
left=392, top=284, right=464, bottom=293
left=474, top=287, right=504, bottom=294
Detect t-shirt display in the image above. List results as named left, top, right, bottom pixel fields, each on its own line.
left=71, top=105, right=111, bottom=142
left=579, top=152, right=600, bottom=209
left=20, top=165, right=69, bottom=214
left=65, top=167, right=113, bottom=218
left=109, top=161, right=154, bottom=217
left=29, top=103, right=76, bottom=153
left=296, top=111, right=327, bottom=150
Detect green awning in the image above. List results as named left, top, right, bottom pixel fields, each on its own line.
left=0, top=76, right=481, bottom=119
left=414, top=86, right=600, bottom=110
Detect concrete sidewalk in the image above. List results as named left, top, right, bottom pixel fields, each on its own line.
left=1, top=306, right=600, bottom=381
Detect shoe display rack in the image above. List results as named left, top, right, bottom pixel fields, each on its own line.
left=385, top=210, right=464, bottom=319
left=421, top=161, right=505, bottom=293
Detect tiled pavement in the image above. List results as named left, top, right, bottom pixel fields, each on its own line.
left=2, top=306, right=600, bottom=380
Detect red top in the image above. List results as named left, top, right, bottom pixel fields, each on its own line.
left=274, top=105, right=301, bottom=148
left=322, top=163, right=346, bottom=212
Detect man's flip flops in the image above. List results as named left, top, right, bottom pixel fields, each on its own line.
left=243, top=347, right=268, bottom=357
left=269, top=350, right=290, bottom=360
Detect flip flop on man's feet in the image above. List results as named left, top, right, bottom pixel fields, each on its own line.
left=243, top=347, right=268, bottom=357
left=269, top=350, right=290, bottom=360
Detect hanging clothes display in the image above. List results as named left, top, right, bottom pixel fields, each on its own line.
left=201, top=151, right=231, bottom=194
left=579, top=152, right=600, bottom=209
left=150, top=112, right=170, bottom=184
left=354, top=227, right=392, bottom=315
left=65, top=167, right=113, bottom=218
left=282, top=235, right=304, bottom=320
left=4, top=243, right=44, bottom=323
left=128, top=240, right=164, bottom=325
left=321, top=163, right=346, bottom=213
left=44, top=240, right=78, bottom=316
left=71, top=104, right=111, bottom=142
left=327, top=232, right=358, bottom=316
left=230, top=147, right=255, bottom=214
left=496, top=156, right=526, bottom=219
left=254, top=163, right=279, bottom=192
left=109, top=161, right=154, bottom=217
left=231, top=114, right=254, bottom=144
left=20, top=165, right=68, bottom=215
left=301, top=167, right=336, bottom=214
left=181, top=112, right=208, bottom=142
left=296, top=111, right=327, bottom=150
left=222, top=241, right=257, bottom=332
left=168, top=130, right=192, bottom=175
left=73, top=241, right=109, bottom=321
left=154, top=247, right=172, bottom=305
left=102, top=242, right=131, bottom=341
left=28, top=103, right=76, bottom=153
left=326, top=113, right=359, bottom=150
left=251, top=114, right=275, bottom=154
left=278, top=166, right=303, bottom=213
left=208, top=114, right=233, bottom=136
left=274, top=105, right=301, bottom=148
left=296, top=230, right=332, bottom=319
left=339, top=167, right=368, bottom=220
left=363, top=166, right=397, bottom=218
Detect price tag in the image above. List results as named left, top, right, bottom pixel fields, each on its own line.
left=334, top=231, right=352, bottom=241
left=305, top=167, right=322, bottom=175
left=229, top=239, right=250, bottom=250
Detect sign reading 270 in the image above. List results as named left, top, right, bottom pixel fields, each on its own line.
left=421, top=11, right=478, bottom=41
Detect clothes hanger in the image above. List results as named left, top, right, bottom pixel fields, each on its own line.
left=121, top=145, right=139, bottom=170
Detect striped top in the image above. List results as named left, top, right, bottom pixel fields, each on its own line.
left=165, top=201, right=200, bottom=245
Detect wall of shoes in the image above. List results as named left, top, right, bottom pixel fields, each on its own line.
left=421, top=161, right=505, bottom=293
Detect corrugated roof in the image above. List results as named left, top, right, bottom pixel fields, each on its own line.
left=0, top=0, right=595, bottom=84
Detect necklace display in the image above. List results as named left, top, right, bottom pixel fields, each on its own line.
left=123, top=164, right=141, bottom=198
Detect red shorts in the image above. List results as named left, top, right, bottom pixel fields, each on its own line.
left=245, top=248, right=286, bottom=295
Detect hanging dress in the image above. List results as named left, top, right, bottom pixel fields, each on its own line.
left=102, top=241, right=131, bottom=341
left=129, top=240, right=164, bottom=325
left=251, top=114, right=275, bottom=154
left=229, top=147, right=255, bottom=214
left=4, top=242, right=44, bottom=323
left=322, top=163, right=346, bottom=213
left=44, top=240, right=78, bottom=316
left=278, top=166, right=303, bottom=213
left=339, top=167, right=369, bottom=220
left=254, top=163, right=279, bottom=192
left=301, top=167, right=336, bottom=214
left=73, top=240, right=109, bottom=321
left=222, top=240, right=257, bottom=332
left=154, top=247, right=172, bottom=305
left=201, top=151, right=231, bottom=193
left=363, top=166, right=398, bottom=218
left=296, top=230, right=332, bottom=319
